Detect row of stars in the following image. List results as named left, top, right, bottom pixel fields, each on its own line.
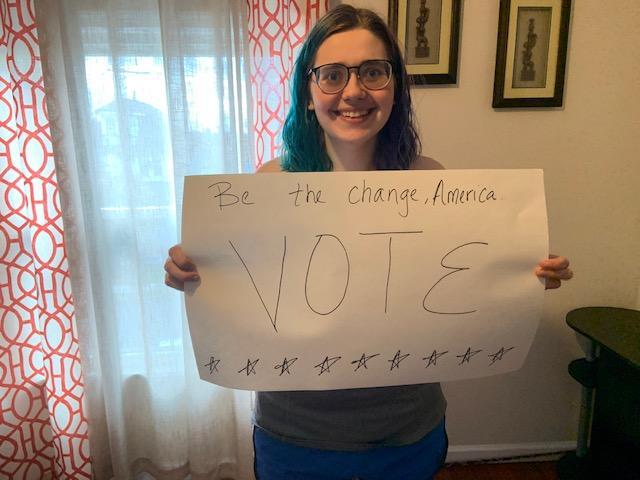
left=204, top=347, right=515, bottom=376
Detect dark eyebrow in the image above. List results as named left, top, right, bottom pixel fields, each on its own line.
left=311, top=59, right=391, bottom=69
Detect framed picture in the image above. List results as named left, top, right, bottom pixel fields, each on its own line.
left=492, top=0, right=571, bottom=108
left=388, top=0, right=462, bottom=85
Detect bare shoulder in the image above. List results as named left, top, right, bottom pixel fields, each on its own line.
left=410, top=155, right=445, bottom=171
left=256, top=158, right=283, bottom=173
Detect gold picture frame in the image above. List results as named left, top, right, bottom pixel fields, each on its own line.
left=493, top=0, right=572, bottom=108
left=388, top=0, right=462, bottom=85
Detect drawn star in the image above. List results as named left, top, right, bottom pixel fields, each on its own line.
left=422, top=350, right=448, bottom=368
left=488, top=347, right=514, bottom=366
left=351, top=353, right=380, bottom=372
left=274, top=357, right=298, bottom=376
left=204, top=356, right=220, bottom=374
left=238, top=358, right=260, bottom=376
left=388, top=350, right=410, bottom=371
left=456, top=347, right=482, bottom=365
left=314, top=356, right=342, bottom=376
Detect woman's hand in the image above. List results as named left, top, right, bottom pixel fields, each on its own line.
left=535, top=254, right=573, bottom=290
left=164, top=244, right=199, bottom=291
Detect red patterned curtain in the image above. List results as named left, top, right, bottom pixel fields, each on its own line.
left=247, top=0, right=329, bottom=168
left=0, top=0, right=90, bottom=478
left=1, top=1, right=329, bottom=478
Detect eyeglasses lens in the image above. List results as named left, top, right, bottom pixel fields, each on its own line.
left=359, top=61, right=391, bottom=89
left=317, top=65, right=348, bottom=93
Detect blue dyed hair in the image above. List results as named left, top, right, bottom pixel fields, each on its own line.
left=280, top=5, right=421, bottom=172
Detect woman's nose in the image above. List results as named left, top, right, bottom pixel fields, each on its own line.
left=342, top=71, right=366, bottom=99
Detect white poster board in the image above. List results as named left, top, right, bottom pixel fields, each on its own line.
left=182, top=170, right=548, bottom=391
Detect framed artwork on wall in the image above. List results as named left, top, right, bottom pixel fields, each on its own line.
left=388, top=0, right=462, bottom=85
left=492, top=0, right=572, bottom=108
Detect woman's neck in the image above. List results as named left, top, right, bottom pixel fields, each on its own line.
left=325, top=136, right=376, bottom=171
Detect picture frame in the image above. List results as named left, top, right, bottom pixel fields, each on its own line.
left=492, top=0, right=571, bottom=108
left=388, top=0, right=462, bottom=85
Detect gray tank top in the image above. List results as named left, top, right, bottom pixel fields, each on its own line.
left=254, top=383, right=446, bottom=451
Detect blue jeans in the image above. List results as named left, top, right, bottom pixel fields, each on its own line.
left=253, top=419, right=448, bottom=480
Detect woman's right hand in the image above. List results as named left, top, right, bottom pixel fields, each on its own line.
left=164, top=244, right=199, bottom=291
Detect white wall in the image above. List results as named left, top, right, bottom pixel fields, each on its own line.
left=345, top=0, right=640, bottom=455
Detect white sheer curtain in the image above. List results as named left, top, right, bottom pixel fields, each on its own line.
left=36, top=1, right=255, bottom=478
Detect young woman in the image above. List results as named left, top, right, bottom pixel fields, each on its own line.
left=164, top=5, right=573, bottom=479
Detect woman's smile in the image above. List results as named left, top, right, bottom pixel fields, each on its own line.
left=333, top=107, right=377, bottom=121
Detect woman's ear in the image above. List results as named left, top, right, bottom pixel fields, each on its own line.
left=307, top=101, right=315, bottom=110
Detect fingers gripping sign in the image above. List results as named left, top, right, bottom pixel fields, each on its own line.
left=536, top=254, right=573, bottom=290
left=165, top=244, right=199, bottom=291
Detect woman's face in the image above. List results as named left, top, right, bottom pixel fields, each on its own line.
left=308, top=28, right=395, bottom=157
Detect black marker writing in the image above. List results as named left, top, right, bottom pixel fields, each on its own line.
left=488, top=347, right=514, bottom=365
left=388, top=350, right=410, bottom=371
left=204, top=356, right=220, bottom=374
left=423, top=242, right=488, bottom=315
left=351, top=353, right=380, bottom=372
left=314, top=355, right=342, bottom=375
left=430, top=179, right=497, bottom=206
left=289, top=183, right=326, bottom=206
left=230, top=237, right=286, bottom=332
left=423, top=350, right=448, bottom=368
left=385, top=237, right=392, bottom=313
left=238, top=358, right=259, bottom=375
left=457, top=347, right=482, bottom=365
left=208, top=181, right=253, bottom=210
left=348, top=180, right=420, bottom=218
left=305, top=234, right=350, bottom=315
left=359, top=230, right=423, bottom=314
left=274, top=357, right=298, bottom=376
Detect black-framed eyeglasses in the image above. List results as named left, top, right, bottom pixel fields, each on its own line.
left=308, top=59, right=393, bottom=94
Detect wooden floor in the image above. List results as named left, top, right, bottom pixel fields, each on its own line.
left=435, top=461, right=558, bottom=480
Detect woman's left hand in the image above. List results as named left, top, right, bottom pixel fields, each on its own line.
left=535, top=254, right=573, bottom=289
